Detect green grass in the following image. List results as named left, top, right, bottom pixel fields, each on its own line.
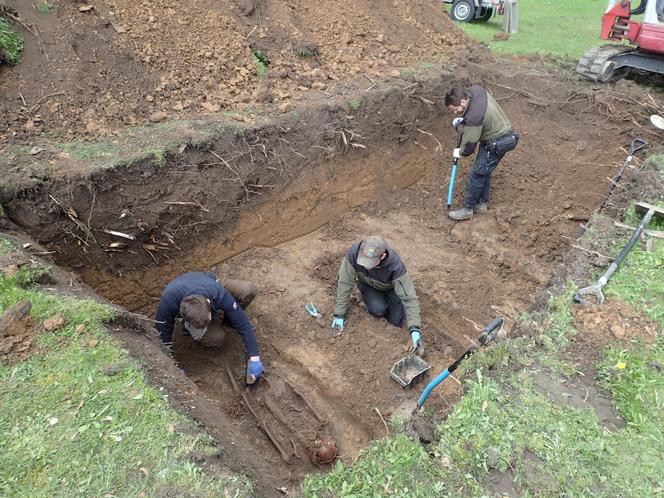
left=642, top=153, right=664, bottom=175
left=399, top=67, right=415, bottom=79
left=0, top=242, right=250, bottom=497
left=599, top=337, right=664, bottom=433
left=2, top=113, right=261, bottom=179
left=452, top=0, right=609, bottom=59
left=0, top=18, right=24, bottom=64
left=152, top=148, right=167, bottom=167
left=608, top=234, right=664, bottom=325
left=440, top=369, right=664, bottom=496
left=303, top=433, right=452, bottom=497
left=349, top=98, right=362, bottom=111
left=0, top=238, right=15, bottom=255
left=606, top=199, right=664, bottom=325
left=34, top=1, right=54, bottom=14
left=252, top=52, right=268, bottom=78
left=623, top=199, right=664, bottom=231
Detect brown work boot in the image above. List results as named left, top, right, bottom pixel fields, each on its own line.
left=474, top=202, right=488, bottom=214
left=448, top=207, right=473, bottom=221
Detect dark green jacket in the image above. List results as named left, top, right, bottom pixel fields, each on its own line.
left=333, top=242, right=421, bottom=330
left=459, top=86, right=512, bottom=156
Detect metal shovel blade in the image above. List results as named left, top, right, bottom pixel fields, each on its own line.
left=574, top=284, right=605, bottom=306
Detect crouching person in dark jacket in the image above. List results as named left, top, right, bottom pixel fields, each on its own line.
left=331, top=236, right=425, bottom=356
left=155, top=271, right=263, bottom=383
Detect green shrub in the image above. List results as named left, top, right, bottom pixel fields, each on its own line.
left=35, top=1, right=54, bottom=14
left=251, top=50, right=269, bottom=78
left=0, top=18, right=24, bottom=64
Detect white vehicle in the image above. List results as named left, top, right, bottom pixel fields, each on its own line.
left=443, top=0, right=505, bottom=23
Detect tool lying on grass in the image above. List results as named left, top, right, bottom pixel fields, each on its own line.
left=415, top=317, right=504, bottom=412
left=575, top=201, right=664, bottom=306
left=446, top=118, right=464, bottom=211
left=595, top=138, right=647, bottom=215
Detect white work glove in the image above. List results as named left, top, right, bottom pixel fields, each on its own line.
left=453, top=148, right=461, bottom=159
left=452, top=117, right=464, bottom=128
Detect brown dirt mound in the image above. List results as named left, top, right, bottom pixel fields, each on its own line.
left=1, top=0, right=475, bottom=142
left=0, top=299, right=38, bottom=362
left=574, top=299, right=658, bottom=346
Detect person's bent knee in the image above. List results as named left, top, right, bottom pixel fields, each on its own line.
left=239, top=281, right=257, bottom=308
left=366, top=303, right=388, bottom=318
left=224, top=279, right=257, bottom=309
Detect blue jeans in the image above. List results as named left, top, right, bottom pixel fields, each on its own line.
left=357, top=281, right=404, bottom=327
left=464, top=142, right=506, bottom=208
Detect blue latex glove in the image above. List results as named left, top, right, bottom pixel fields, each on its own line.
left=247, top=358, right=264, bottom=384
left=409, top=329, right=425, bottom=356
left=452, top=117, right=464, bottom=128
left=331, top=316, right=345, bottom=332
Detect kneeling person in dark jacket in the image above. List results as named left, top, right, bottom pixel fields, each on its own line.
left=331, top=236, right=424, bottom=356
left=155, top=272, right=263, bottom=383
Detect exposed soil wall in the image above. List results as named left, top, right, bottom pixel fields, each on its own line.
left=2, top=67, right=457, bottom=303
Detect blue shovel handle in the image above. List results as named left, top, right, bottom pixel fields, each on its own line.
left=417, top=369, right=450, bottom=408
left=416, top=317, right=504, bottom=410
left=446, top=131, right=462, bottom=211
left=447, top=160, right=458, bottom=209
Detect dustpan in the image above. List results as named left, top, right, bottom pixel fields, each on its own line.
left=390, top=354, right=431, bottom=387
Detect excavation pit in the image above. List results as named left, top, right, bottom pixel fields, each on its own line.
left=1, top=66, right=648, bottom=495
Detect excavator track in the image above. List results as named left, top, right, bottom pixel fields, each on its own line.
left=576, top=45, right=634, bottom=82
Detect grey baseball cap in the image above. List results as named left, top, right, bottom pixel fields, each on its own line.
left=357, top=236, right=387, bottom=269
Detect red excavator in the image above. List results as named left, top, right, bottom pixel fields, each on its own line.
left=577, top=0, right=664, bottom=82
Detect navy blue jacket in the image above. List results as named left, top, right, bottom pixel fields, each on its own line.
left=155, top=272, right=259, bottom=356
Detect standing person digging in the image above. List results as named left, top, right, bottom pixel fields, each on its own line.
left=155, top=271, right=263, bottom=383
left=445, top=85, right=519, bottom=221
left=331, top=236, right=425, bottom=356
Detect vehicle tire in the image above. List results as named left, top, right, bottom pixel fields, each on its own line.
left=476, top=6, right=493, bottom=22
left=451, top=0, right=476, bottom=22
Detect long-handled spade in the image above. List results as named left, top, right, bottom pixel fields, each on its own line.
left=414, top=317, right=504, bottom=412
left=595, top=137, right=647, bottom=215
left=575, top=201, right=664, bottom=306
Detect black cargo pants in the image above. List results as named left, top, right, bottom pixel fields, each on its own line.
left=463, top=141, right=506, bottom=209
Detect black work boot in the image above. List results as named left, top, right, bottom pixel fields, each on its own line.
left=448, top=207, right=473, bottom=221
